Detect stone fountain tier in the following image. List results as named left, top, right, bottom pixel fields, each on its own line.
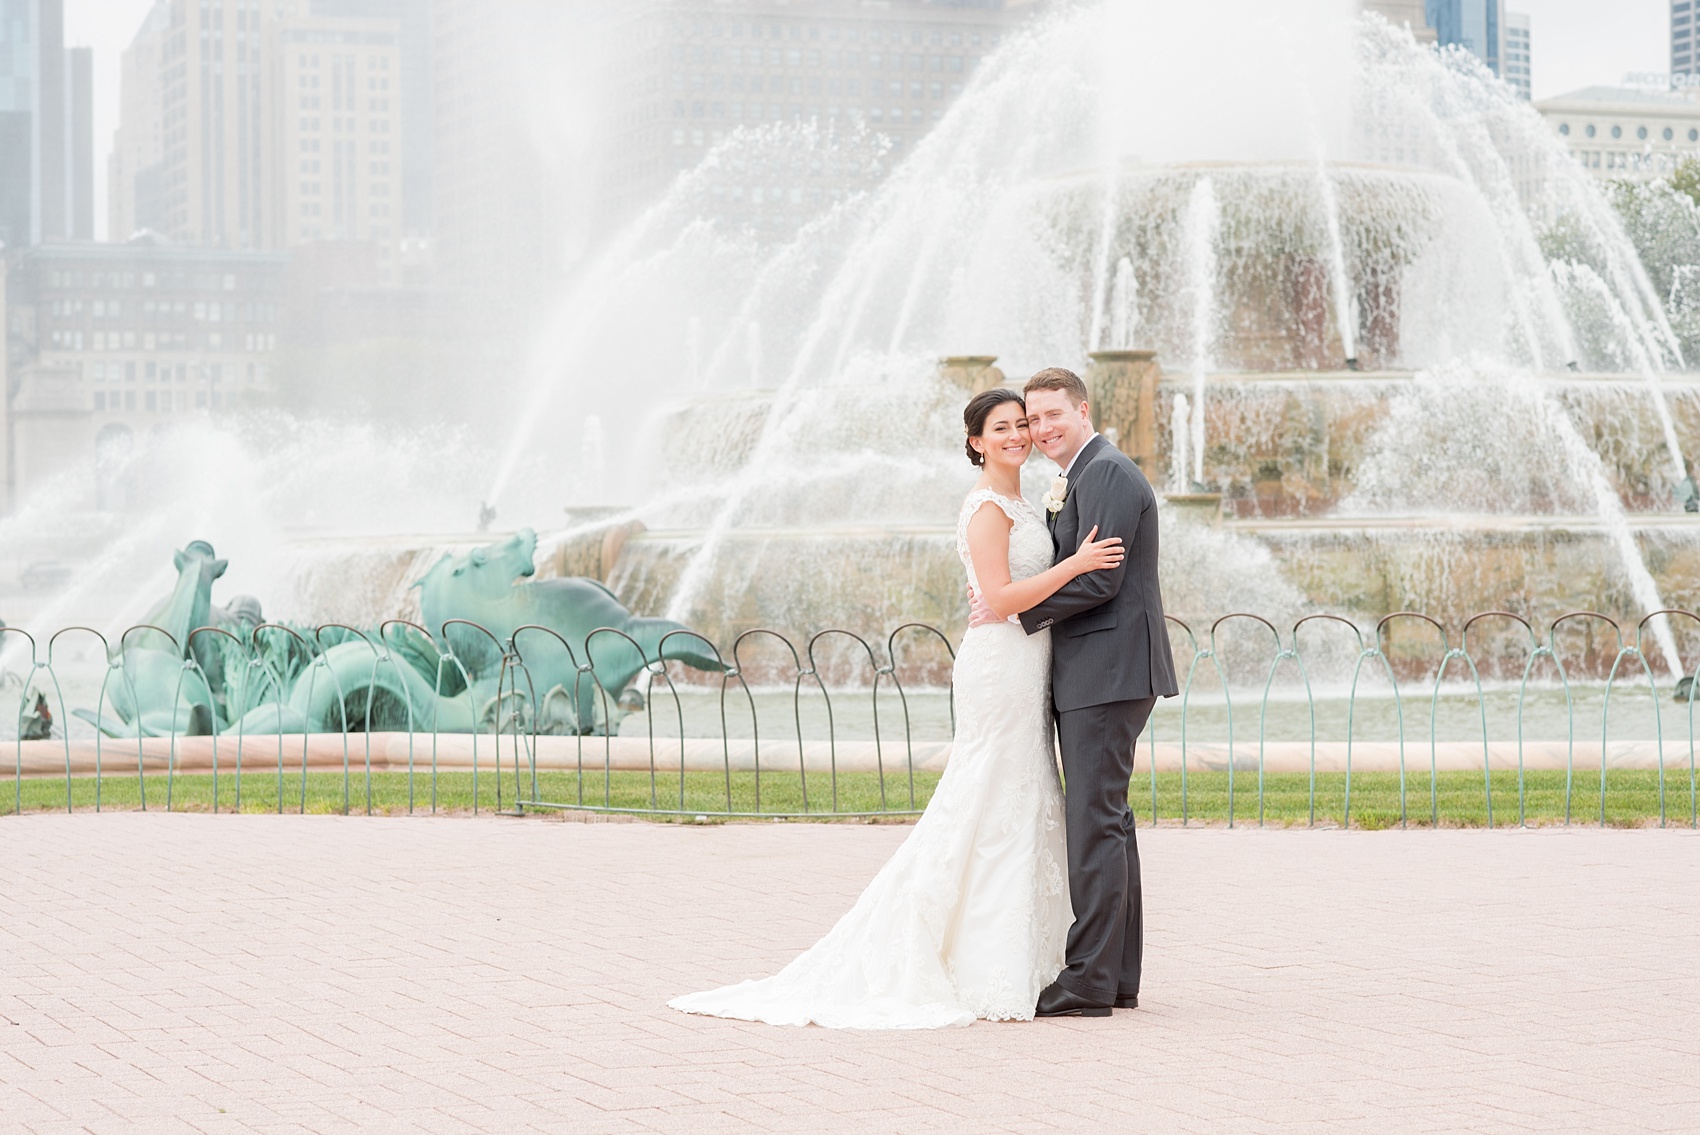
left=644, top=363, right=1700, bottom=516
left=1236, top=513, right=1700, bottom=628
left=1141, top=368, right=1700, bottom=517
left=601, top=514, right=1700, bottom=650
left=1038, top=162, right=1492, bottom=372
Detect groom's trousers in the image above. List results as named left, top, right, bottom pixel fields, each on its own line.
left=1055, top=696, right=1155, bottom=1005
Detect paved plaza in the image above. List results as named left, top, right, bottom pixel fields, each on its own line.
left=1, top=813, right=1697, bottom=1134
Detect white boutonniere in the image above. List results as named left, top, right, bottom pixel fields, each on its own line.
left=1041, top=474, right=1069, bottom=515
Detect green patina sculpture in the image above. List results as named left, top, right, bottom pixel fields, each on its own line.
left=74, top=540, right=227, bottom=737
left=78, top=529, right=720, bottom=738
left=415, top=528, right=722, bottom=733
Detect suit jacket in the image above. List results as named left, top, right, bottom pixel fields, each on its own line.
left=1018, top=434, right=1179, bottom=712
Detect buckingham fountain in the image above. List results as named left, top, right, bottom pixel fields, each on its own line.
left=6, top=4, right=1700, bottom=740
left=288, top=8, right=1700, bottom=681
left=559, top=4, right=1700, bottom=685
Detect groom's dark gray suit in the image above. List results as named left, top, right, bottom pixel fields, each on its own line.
left=1018, top=433, right=1177, bottom=1005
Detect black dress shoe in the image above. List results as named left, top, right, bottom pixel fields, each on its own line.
left=1114, top=995, right=1138, bottom=1009
left=1035, top=982, right=1112, bottom=1018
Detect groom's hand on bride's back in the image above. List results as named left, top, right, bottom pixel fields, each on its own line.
left=966, top=586, right=1005, bottom=628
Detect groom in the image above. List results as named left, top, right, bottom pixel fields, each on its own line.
left=971, top=366, right=1178, bottom=1017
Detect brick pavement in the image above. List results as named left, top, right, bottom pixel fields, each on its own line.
left=1, top=813, right=1696, bottom=1134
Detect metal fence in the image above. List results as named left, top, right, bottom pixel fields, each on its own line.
left=3, top=609, right=1698, bottom=828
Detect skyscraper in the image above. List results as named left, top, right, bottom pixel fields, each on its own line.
left=0, top=0, right=93, bottom=249
left=1426, top=0, right=1502, bottom=77
left=1675, top=0, right=1696, bottom=83
left=1420, top=0, right=1529, bottom=97
left=109, top=1, right=406, bottom=275
left=271, top=9, right=404, bottom=255
left=1502, top=11, right=1530, bottom=99
left=309, top=0, right=432, bottom=237
left=109, top=0, right=275, bottom=250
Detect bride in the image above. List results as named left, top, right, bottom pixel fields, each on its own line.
left=668, top=389, right=1124, bottom=1029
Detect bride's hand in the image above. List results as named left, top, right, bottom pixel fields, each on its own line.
left=1066, top=525, right=1124, bottom=575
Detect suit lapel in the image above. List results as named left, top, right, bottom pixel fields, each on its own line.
left=1066, top=434, right=1106, bottom=489
left=1048, top=435, right=1103, bottom=543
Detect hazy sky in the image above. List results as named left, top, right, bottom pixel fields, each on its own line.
left=1515, top=0, right=1670, bottom=98
left=68, top=0, right=1672, bottom=240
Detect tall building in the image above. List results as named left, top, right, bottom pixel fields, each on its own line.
left=0, top=0, right=93, bottom=249
left=1502, top=11, right=1530, bottom=100
left=271, top=9, right=404, bottom=260
left=1411, top=1, right=1529, bottom=97
left=311, top=0, right=431, bottom=238
left=1425, top=0, right=1502, bottom=77
left=108, top=0, right=406, bottom=276
left=1676, top=0, right=1696, bottom=83
left=112, top=0, right=274, bottom=250
left=107, top=1, right=168, bottom=242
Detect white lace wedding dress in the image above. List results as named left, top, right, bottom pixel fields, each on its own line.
left=668, top=489, right=1071, bottom=1029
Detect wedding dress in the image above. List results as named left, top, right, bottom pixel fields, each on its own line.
left=669, top=488, right=1071, bottom=1028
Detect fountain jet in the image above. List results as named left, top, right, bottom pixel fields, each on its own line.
left=1182, top=177, right=1220, bottom=489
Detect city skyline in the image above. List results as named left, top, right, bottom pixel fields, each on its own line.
left=65, top=0, right=1676, bottom=242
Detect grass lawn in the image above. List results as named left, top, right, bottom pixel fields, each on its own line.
left=2, top=767, right=1696, bottom=827
left=1130, top=768, right=1699, bottom=829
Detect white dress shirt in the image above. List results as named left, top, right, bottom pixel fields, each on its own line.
left=1059, top=432, right=1100, bottom=479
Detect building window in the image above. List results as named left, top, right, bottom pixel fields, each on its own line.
left=1611, top=125, right=1622, bottom=138
left=1665, top=127, right=1675, bottom=140
left=1585, top=124, right=1596, bottom=137
left=1637, top=126, right=1648, bottom=140
left=1558, top=123, right=1570, bottom=135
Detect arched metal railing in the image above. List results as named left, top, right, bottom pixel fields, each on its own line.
left=2, top=610, right=1695, bottom=827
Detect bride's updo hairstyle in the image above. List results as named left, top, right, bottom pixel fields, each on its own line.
left=963, top=388, right=1025, bottom=467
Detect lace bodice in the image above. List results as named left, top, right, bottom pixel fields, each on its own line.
left=956, top=489, right=1055, bottom=593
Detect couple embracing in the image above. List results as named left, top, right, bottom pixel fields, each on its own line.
left=671, top=367, right=1178, bottom=1028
